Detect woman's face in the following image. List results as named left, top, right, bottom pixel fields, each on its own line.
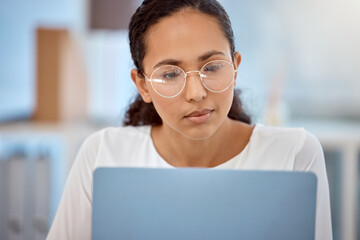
left=132, top=9, right=241, bottom=140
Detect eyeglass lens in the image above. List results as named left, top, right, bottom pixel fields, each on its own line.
left=151, top=60, right=234, bottom=97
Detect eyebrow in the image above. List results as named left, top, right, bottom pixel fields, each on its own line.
left=198, top=50, right=225, bottom=61
left=153, top=59, right=181, bottom=69
left=152, top=50, right=225, bottom=69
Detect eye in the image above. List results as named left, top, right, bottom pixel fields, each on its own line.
left=203, top=62, right=224, bottom=72
left=161, top=69, right=182, bottom=80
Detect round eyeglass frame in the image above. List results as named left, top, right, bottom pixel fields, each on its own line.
left=142, top=59, right=238, bottom=98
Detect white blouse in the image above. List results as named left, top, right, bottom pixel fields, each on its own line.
left=47, top=124, right=332, bottom=240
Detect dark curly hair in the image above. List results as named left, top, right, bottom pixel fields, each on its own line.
left=123, top=0, right=251, bottom=126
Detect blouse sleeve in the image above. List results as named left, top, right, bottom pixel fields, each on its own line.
left=46, top=133, right=100, bottom=240
left=293, top=131, right=333, bottom=240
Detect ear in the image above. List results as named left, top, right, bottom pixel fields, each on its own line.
left=131, top=69, right=152, bottom=103
left=233, top=51, right=242, bottom=86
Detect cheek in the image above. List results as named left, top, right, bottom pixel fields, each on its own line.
left=150, top=94, right=180, bottom=121
left=216, top=88, right=234, bottom=114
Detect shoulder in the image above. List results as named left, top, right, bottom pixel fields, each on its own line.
left=252, top=124, right=323, bottom=157
left=255, top=124, right=323, bottom=157
left=83, top=125, right=151, bottom=147
left=252, top=123, right=308, bottom=149
left=244, top=124, right=317, bottom=169
left=67, top=125, right=152, bottom=182
left=293, top=129, right=325, bottom=171
left=254, top=123, right=307, bottom=137
left=76, top=125, right=151, bottom=164
left=253, top=124, right=323, bottom=155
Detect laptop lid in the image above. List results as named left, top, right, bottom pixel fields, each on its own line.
left=92, top=168, right=317, bottom=240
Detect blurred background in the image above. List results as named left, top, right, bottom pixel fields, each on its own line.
left=0, top=0, right=359, bottom=239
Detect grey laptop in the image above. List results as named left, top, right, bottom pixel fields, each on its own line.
left=92, top=168, right=317, bottom=240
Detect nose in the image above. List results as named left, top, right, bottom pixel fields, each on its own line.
left=184, top=71, right=207, bottom=102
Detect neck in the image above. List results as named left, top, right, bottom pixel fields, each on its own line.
left=151, top=118, right=251, bottom=168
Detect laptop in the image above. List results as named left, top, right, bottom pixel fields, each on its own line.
left=92, top=168, right=317, bottom=240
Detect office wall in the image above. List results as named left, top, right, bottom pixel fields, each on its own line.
left=0, top=0, right=86, bottom=122
left=221, top=0, right=360, bottom=122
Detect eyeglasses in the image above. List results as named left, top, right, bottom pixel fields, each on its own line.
left=142, top=60, right=237, bottom=98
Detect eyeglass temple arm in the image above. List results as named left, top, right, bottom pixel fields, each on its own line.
left=142, top=72, right=167, bottom=83
left=142, top=72, right=151, bottom=81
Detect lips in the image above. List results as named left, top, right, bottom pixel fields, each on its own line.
left=185, top=109, right=214, bottom=123
left=186, top=109, right=213, bottom=117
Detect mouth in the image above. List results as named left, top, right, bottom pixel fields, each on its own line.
left=184, top=109, right=214, bottom=124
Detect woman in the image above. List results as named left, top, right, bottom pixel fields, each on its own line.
left=47, top=0, right=332, bottom=239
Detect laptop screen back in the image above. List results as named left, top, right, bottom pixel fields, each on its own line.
left=92, top=168, right=317, bottom=240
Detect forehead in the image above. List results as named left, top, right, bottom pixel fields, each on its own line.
left=142, top=9, right=232, bottom=70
